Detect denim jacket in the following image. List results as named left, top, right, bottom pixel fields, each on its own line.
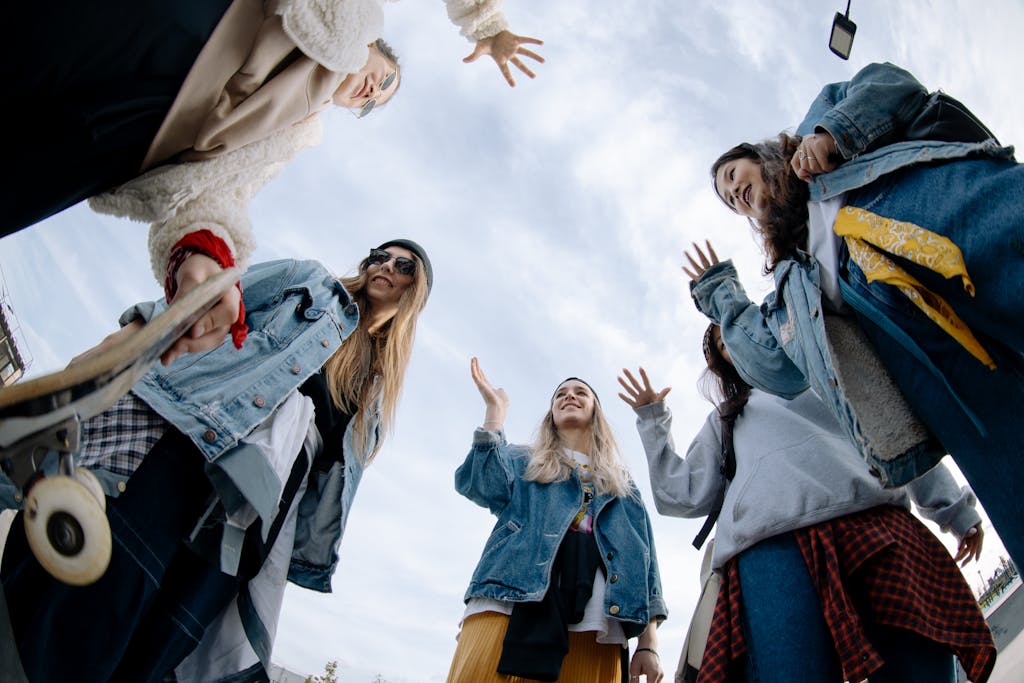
left=456, top=429, right=668, bottom=636
left=126, top=258, right=378, bottom=591
left=691, top=64, right=1018, bottom=487
left=797, top=61, right=1014, bottom=201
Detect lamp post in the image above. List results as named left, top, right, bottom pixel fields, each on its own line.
left=829, top=1, right=857, bottom=60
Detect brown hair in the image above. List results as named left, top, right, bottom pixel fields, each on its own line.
left=710, top=133, right=811, bottom=272
left=699, top=324, right=751, bottom=421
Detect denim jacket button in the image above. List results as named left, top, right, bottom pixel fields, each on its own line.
left=291, top=365, right=302, bottom=375
left=203, top=429, right=217, bottom=443
left=606, top=552, right=614, bottom=560
left=344, top=304, right=357, bottom=316
left=609, top=574, right=619, bottom=583
left=304, top=308, right=321, bottom=320
left=253, top=396, right=266, bottom=408
left=116, top=481, right=127, bottom=493
left=609, top=605, right=620, bottom=615
left=321, top=339, right=330, bottom=347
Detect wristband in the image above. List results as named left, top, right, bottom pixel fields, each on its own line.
left=635, top=647, right=658, bottom=658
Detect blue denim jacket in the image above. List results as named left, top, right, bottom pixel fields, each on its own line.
left=126, top=258, right=378, bottom=591
left=797, top=61, right=1014, bottom=201
left=692, top=63, right=1015, bottom=487
left=456, top=429, right=668, bottom=636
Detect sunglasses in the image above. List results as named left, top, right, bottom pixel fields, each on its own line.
left=351, top=70, right=398, bottom=119
left=365, top=248, right=417, bottom=277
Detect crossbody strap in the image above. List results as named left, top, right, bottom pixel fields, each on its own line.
left=691, top=413, right=737, bottom=550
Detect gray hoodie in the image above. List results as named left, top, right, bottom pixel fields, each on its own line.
left=634, top=389, right=980, bottom=570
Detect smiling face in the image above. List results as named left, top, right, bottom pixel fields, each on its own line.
left=364, top=246, right=416, bottom=310
left=332, top=44, right=400, bottom=109
left=550, top=380, right=596, bottom=431
left=714, top=156, right=768, bottom=222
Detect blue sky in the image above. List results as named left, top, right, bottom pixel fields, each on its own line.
left=2, top=1, right=1022, bottom=681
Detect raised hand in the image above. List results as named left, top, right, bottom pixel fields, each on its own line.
left=617, top=367, right=671, bottom=409
left=682, top=240, right=720, bottom=282
left=471, top=356, right=510, bottom=428
left=463, top=30, right=544, bottom=87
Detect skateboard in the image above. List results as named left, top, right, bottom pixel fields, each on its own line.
left=0, top=266, right=240, bottom=585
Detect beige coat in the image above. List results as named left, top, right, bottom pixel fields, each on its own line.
left=90, top=0, right=508, bottom=282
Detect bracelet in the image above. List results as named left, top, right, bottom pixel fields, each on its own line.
left=482, top=420, right=503, bottom=429
left=635, top=647, right=658, bottom=658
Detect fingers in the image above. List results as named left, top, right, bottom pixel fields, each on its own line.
left=517, top=47, right=544, bottom=63
left=510, top=56, right=535, bottom=79
left=161, top=326, right=228, bottom=365
left=499, top=61, right=515, bottom=87
left=515, top=35, right=544, bottom=46
left=462, top=45, right=485, bottom=63
left=188, top=289, right=240, bottom=340
left=704, top=240, right=719, bottom=264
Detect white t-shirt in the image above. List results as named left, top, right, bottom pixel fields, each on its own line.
left=806, top=194, right=849, bottom=312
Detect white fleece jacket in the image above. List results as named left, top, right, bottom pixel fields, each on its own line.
left=635, top=389, right=980, bottom=571
left=89, top=0, right=508, bottom=283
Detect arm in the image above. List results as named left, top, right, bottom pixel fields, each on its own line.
left=906, top=462, right=984, bottom=565
left=617, top=367, right=723, bottom=519
left=796, top=62, right=929, bottom=160
left=454, top=357, right=517, bottom=513
left=683, top=245, right=808, bottom=397
left=630, top=621, right=664, bottom=683
left=445, top=0, right=544, bottom=86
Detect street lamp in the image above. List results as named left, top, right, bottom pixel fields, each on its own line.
left=829, top=1, right=857, bottom=60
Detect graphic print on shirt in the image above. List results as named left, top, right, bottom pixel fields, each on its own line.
left=570, top=481, right=595, bottom=534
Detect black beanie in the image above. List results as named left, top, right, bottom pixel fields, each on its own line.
left=376, top=238, right=432, bottom=292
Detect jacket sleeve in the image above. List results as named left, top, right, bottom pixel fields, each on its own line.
left=454, top=428, right=518, bottom=515
left=905, top=461, right=982, bottom=538
left=640, top=497, right=669, bottom=623
left=89, top=118, right=321, bottom=285
left=636, top=401, right=723, bottom=519
left=690, top=260, right=809, bottom=397
left=445, top=0, right=509, bottom=40
left=797, top=61, right=929, bottom=160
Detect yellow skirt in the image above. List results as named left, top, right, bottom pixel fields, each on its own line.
left=446, top=611, right=623, bottom=683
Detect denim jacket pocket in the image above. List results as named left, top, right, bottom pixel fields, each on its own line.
left=484, top=519, right=522, bottom=554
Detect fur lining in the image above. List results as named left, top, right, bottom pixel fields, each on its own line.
left=276, top=0, right=384, bottom=73
left=91, top=117, right=322, bottom=281
left=445, top=0, right=508, bottom=40
left=823, top=314, right=939, bottom=477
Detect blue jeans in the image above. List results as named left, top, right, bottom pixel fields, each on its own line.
left=1, top=429, right=239, bottom=682
left=737, top=532, right=954, bottom=682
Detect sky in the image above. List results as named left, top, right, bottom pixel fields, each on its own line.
left=1, top=1, right=1022, bottom=681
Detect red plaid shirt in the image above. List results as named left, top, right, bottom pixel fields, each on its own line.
left=697, top=506, right=996, bottom=683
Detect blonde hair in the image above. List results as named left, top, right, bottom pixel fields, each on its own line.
left=527, top=384, right=635, bottom=498
left=323, top=254, right=428, bottom=463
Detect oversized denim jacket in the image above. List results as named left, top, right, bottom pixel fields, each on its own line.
left=691, top=63, right=1014, bottom=487
left=126, top=258, right=378, bottom=591
left=456, top=429, right=668, bottom=637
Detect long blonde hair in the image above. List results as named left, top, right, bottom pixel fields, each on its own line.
left=323, top=254, right=428, bottom=463
left=527, top=384, right=635, bottom=498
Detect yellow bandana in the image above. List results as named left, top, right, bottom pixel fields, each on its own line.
left=833, top=206, right=995, bottom=369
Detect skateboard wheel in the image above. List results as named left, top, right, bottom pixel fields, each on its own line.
left=73, top=467, right=106, bottom=511
left=23, top=476, right=112, bottom=586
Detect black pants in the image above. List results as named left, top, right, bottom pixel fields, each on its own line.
left=0, top=0, right=232, bottom=233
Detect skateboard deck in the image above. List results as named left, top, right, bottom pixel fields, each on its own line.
left=0, top=267, right=240, bottom=585
left=0, top=266, right=240, bottom=475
